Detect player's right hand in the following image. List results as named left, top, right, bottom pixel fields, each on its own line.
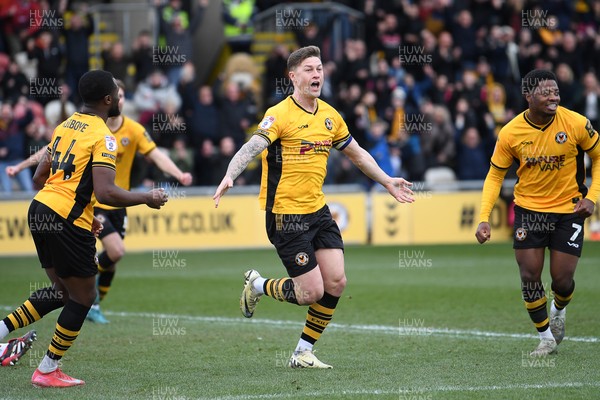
left=475, top=222, right=491, bottom=244
left=147, top=188, right=169, bottom=209
left=213, top=176, right=233, bottom=208
left=5, top=165, right=18, bottom=177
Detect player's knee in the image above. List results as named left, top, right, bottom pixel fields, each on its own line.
left=296, top=286, right=324, bottom=305
left=74, top=287, right=97, bottom=307
left=551, top=278, right=573, bottom=294
left=519, top=268, right=541, bottom=283
left=108, top=245, right=125, bottom=263
left=325, top=274, right=346, bottom=297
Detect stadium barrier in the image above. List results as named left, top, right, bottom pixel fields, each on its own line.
left=2, top=187, right=600, bottom=256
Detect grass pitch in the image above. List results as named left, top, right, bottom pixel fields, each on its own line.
left=1, top=243, right=599, bottom=399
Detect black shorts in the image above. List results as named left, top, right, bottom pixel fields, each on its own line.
left=29, top=199, right=98, bottom=278
left=94, top=207, right=127, bottom=239
left=513, top=205, right=585, bottom=257
left=266, top=205, right=344, bottom=278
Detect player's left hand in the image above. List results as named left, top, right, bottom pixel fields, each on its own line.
left=574, top=198, right=595, bottom=218
left=92, top=217, right=104, bottom=237
left=386, top=177, right=415, bottom=203
left=178, top=172, right=193, bottom=186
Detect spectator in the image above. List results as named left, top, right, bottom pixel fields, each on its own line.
left=133, top=69, right=182, bottom=125
left=1, top=60, right=29, bottom=103
left=168, top=136, right=193, bottom=183
left=101, top=41, right=131, bottom=83
left=455, top=126, right=488, bottom=181
left=62, top=3, right=94, bottom=105
left=44, top=83, right=76, bottom=128
left=421, top=103, right=455, bottom=169
left=0, top=102, right=34, bottom=192
left=26, top=31, right=63, bottom=105
left=193, top=138, right=220, bottom=186
left=217, top=81, right=253, bottom=150
left=157, top=0, right=208, bottom=84
left=576, top=72, right=600, bottom=130
left=431, top=31, right=460, bottom=83
left=0, top=0, right=43, bottom=55
left=132, top=30, right=155, bottom=84
left=263, top=44, right=290, bottom=108
left=555, top=63, right=581, bottom=110
left=222, top=0, right=256, bottom=54
left=486, top=82, right=509, bottom=136
left=365, top=119, right=393, bottom=178
left=452, top=9, right=477, bottom=69
left=187, top=85, right=220, bottom=147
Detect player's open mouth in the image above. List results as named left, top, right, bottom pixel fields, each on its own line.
left=547, top=103, right=557, bottom=111
left=311, top=82, right=320, bottom=89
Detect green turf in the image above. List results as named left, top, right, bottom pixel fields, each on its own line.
left=1, top=243, right=599, bottom=399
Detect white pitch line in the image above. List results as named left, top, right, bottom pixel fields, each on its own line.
left=1, top=305, right=598, bottom=343
left=201, top=382, right=600, bottom=400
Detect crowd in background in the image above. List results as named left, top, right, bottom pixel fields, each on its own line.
left=1, top=0, right=600, bottom=193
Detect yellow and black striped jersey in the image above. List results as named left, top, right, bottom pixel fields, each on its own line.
left=255, top=96, right=353, bottom=214
left=491, top=106, right=600, bottom=213
left=95, top=116, right=156, bottom=210
left=34, top=112, right=117, bottom=230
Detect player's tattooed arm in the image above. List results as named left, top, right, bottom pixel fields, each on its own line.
left=225, top=135, right=269, bottom=180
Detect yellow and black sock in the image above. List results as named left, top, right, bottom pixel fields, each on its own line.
left=522, top=281, right=549, bottom=332
left=552, top=281, right=574, bottom=310
left=300, top=292, right=340, bottom=346
left=47, top=300, right=90, bottom=360
left=2, top=287, right=64, bottom=332
left=97, top=251, right=116, bottom=301
left=263, top=278, right=298, bottom=304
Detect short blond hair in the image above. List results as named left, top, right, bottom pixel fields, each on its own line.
left=287, top=46, right=321, bottom=71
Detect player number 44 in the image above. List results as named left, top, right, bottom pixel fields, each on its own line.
left=50, top=136, right=77, bottom=180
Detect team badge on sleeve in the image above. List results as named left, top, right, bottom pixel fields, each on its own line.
left=260, top=116, right=275, bottom=130
left=105, top=135, right=117, bottom=152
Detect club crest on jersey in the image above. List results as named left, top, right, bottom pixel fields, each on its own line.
left=105, top=135, right=117, bottom=152
left=121, top=137, right=130, bottom=146
left=260, top=116, right=275, bottom=130
left=295, top=252, right=309, bottom=266
left=515, top=227, right=527, bottom=241
left=324, top=118, right=333, bottom=130
left=555, top=131, right=567, bottom=144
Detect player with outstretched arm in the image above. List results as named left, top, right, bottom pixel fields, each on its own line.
left=213, top=46, right=414, bottom=368
left=0, top=70, right=168, bottom=387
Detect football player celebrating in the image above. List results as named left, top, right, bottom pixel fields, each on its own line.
left=214, top=46, right=414, bottom=368
left=0, top=70, right=168, bottom=387
left=5, top=80, right=192, bottom=324
left=476, top=69, right=600, bottom=356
